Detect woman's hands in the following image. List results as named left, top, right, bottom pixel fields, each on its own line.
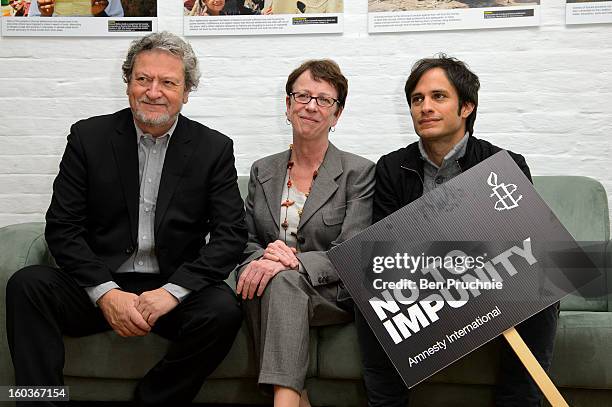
left=237, top=240, right=300, bottom=300
left=263, top=240, right=299, bottom=269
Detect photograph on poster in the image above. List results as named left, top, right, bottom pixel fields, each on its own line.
left=369, top=0, right=538, bottom=11
left=184, top=0, right=342, bottom=15
left=184, top=0, right=270, bottom=15
left=184, top=0, right=344, bottom=36
left=2, top=0, right=31, bottom=16
left=368, top=0, right=540, bottom=32
left=1, top=0, right=157, bottom=36
left=1, top=0, right=155, bottom=17
left=267, top=0, right=342, bottom=13
left=567, top=0, right=608, bottom=3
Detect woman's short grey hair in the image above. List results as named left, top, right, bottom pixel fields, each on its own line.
left=122, top=31, right=200, bottom=92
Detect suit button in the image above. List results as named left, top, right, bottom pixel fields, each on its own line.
left=435, top=176, right=444, bottom=185
left=125, top=246, right=134, bottom=254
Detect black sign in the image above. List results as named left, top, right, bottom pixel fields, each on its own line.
left=328, top=151, right=599, bottom=388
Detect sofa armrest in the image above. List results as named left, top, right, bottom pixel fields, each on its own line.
left=0, top=222, right=53, bottom=275
left=0, top=222, right=53, bottom=388
left=608, top=239, right=612, bottom=312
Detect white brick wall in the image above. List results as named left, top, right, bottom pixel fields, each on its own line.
left=0, top=0, right=611, bottom=233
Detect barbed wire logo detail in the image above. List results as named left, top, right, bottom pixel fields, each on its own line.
left=488, top=172, right=522, bottom=211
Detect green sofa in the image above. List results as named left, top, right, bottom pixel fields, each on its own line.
left=0, top=176, right=610, bottom=406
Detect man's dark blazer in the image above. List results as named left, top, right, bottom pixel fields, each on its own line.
left=45, top=108, right=248, bottom=292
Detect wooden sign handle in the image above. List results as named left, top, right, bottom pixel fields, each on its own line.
left=502, top=327, right=569, bottom=407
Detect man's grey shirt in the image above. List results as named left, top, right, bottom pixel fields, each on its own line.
left=418, top=132, right=469, bottom=194
left=85, top=119, right=191, bottom=304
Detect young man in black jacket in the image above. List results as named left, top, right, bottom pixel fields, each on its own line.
left=356, top=54, right=559, bottom=407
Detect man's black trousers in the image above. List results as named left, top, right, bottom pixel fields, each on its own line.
left=6, top=265, right=243, bottom=406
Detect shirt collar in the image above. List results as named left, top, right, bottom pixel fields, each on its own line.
left=134, top=118, right=179, bottom=143
left=418, top=132, right=469, bottom=170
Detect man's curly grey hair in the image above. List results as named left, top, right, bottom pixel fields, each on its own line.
left=122, top=31, right=200, bottom=92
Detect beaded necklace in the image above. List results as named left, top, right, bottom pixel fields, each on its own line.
left=281, top=145, right=319, bottom=250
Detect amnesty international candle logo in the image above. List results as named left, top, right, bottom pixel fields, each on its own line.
left=488, top=171, right=522, bottom=211
left=328, top=151, right=600, bottom=388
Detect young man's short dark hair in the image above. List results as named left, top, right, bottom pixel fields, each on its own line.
left=404, top=54, right=480, bottom=136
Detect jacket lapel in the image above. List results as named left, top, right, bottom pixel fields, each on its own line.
left=257, top=150, right=290, bottom=230
left=298, top=143, right=342, bottom=229
left=110, top=109, right=139, bottom=243
left=155, top=115, right=195, bottom=233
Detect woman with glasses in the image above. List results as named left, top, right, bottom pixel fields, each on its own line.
left=236, top=59, right=374, bottom=407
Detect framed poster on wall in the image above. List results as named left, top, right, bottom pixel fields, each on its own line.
left=368, top=0, right=540, bottom=32
left=183, top=0, right=344, bottom=36
left=566, top=0, right=612, bottom=24
left=1, top=0, right=157, bottom=36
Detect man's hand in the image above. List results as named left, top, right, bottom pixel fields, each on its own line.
left=236, top=259, right=287, bottom=300
left=262, top=240, right=299, bottom=269
left=90, top=0, right=108, bottom=16
left=136, top=288, right=179, bottom=327
left=37, top=0, right=55, bottom=16
left=97, top=289, right=151, bottom=337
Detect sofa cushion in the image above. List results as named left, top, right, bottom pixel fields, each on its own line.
left=549, top=311, right=612, bottom=388
left=64, top=324, right=318, bottom=381
left=64, top=323, right=258, bottom=379
left=317, top=323, right=362, bottom=379
left=533, top=176, right=609, bottom=312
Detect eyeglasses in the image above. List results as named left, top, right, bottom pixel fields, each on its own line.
left=132, top=75, right=183, bottom=91
left=289, top=92, right=340, bottom=108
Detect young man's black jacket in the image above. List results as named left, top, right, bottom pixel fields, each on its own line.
left=373, top=135, right=531, bottom=223
left=366, top=134, right=558, bottom=406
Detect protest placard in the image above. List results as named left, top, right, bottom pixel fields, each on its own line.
left=328, top=151, right=599, bottom=390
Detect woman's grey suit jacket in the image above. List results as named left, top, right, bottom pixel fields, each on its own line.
left=239, top=142, right=375, bottom=301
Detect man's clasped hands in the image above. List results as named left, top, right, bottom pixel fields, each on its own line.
left=97, top=287, right=178, bottom=337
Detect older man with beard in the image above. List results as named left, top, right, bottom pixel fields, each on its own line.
left=6, top=31, right=247, bottom=405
